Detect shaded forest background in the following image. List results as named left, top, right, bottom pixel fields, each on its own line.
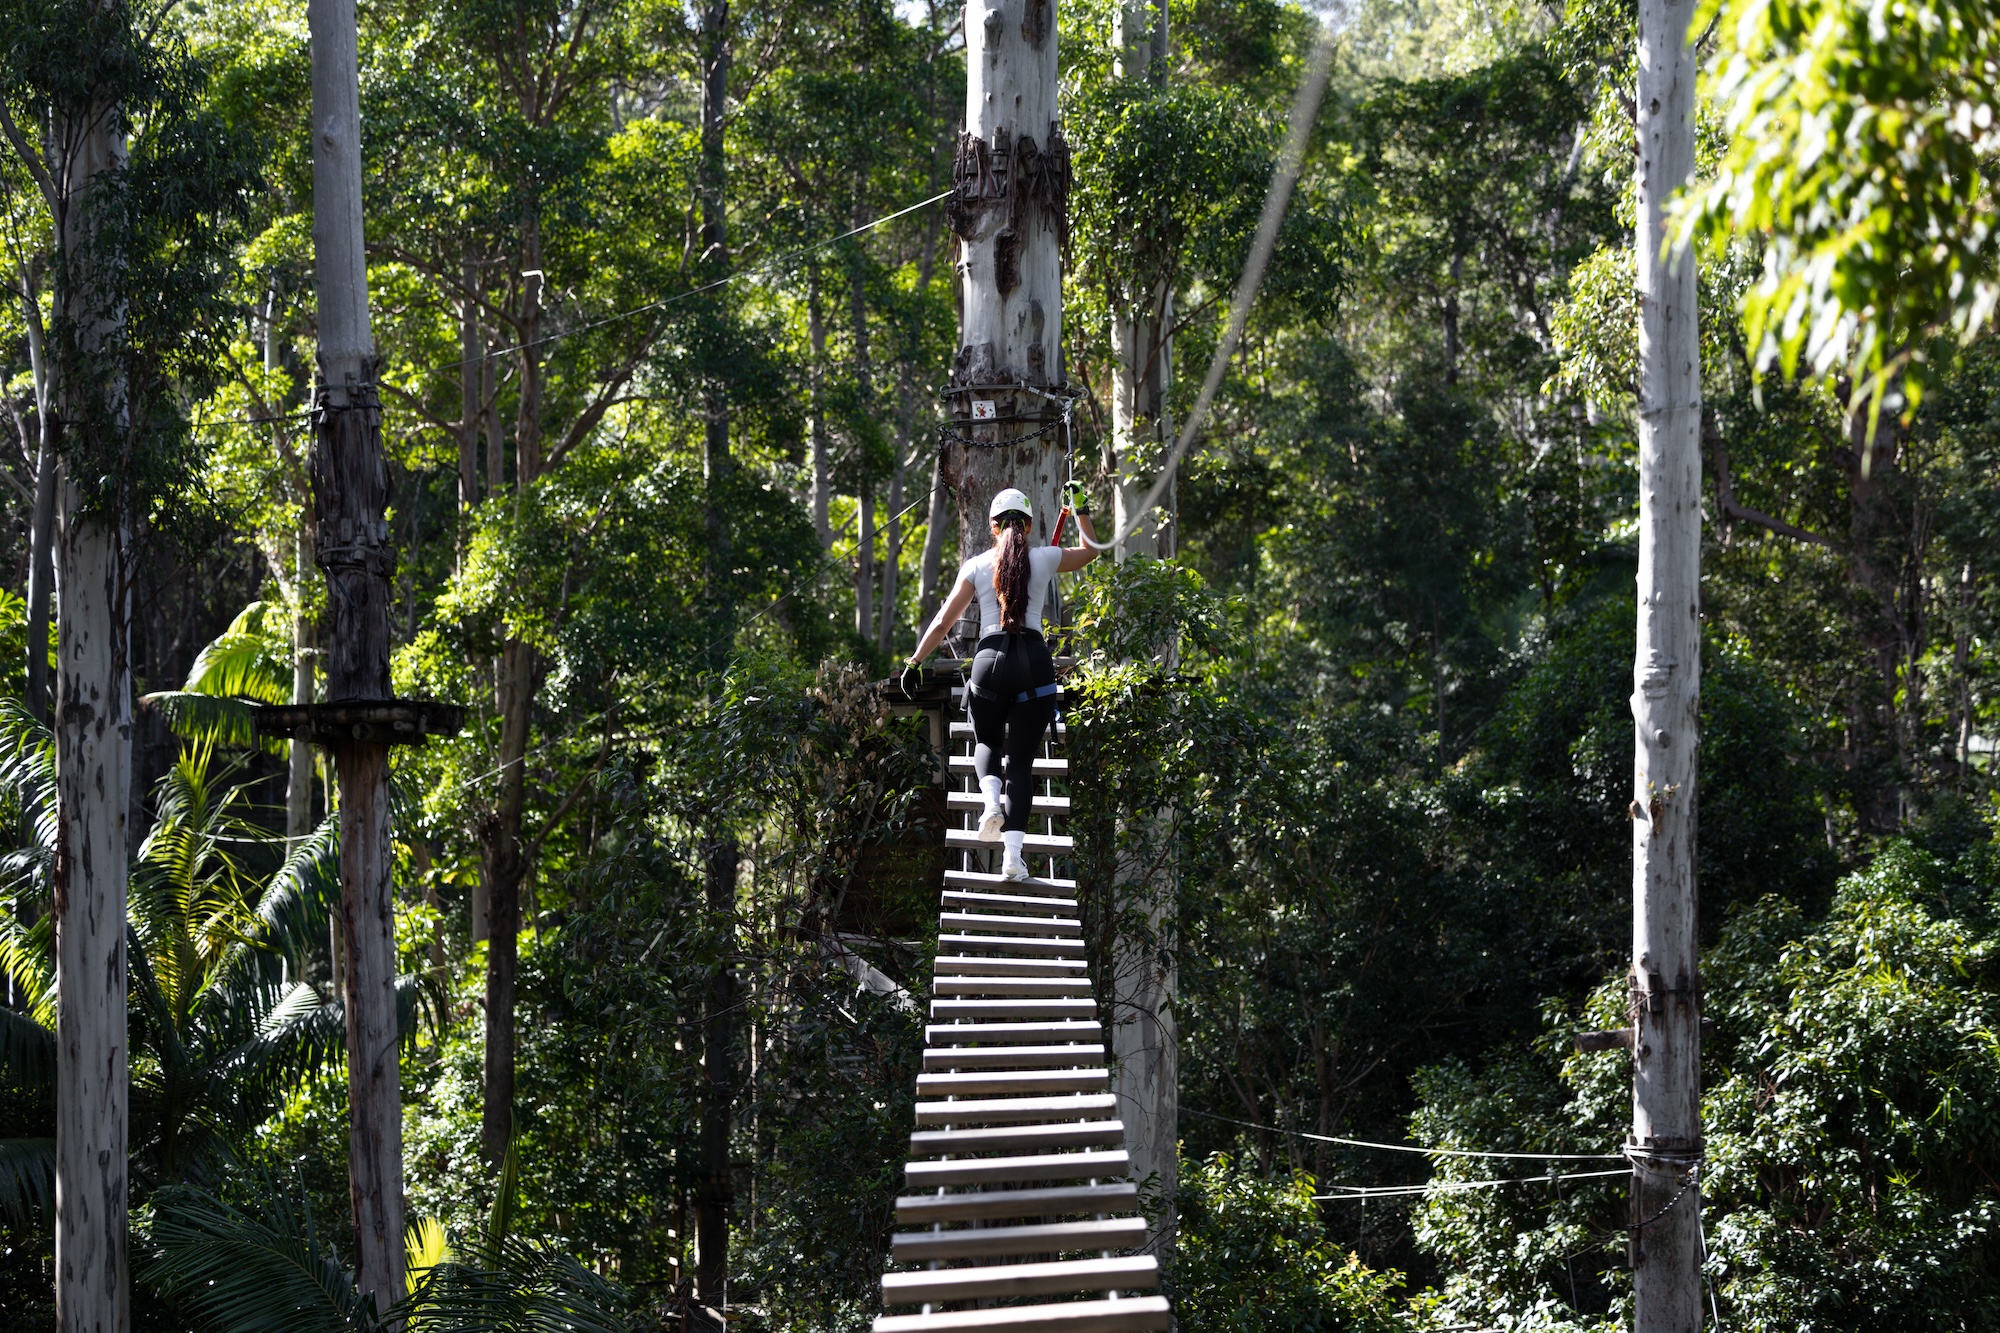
left=4, top=0, right=2000, bottom=1329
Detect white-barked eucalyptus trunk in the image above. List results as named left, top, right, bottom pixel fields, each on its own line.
left=1630, top=0, right=1703, bottom=1323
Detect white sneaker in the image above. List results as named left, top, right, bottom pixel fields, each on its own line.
left=978, top=806, right=1004, bottom=841
left=1000, top=848, right=1031, bottom=881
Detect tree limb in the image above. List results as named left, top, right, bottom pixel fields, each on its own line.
left=1707, top=419, right=1832, bottom=548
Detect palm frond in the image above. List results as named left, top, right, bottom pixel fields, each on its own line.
left=141, top=1179, right=372, bottom=1333
left=142, top=691, right=270, bottom=752
left=184, top=603, right=294, bottom=705
left=0, top=900, right=54, bottom=1028
left=0, top=697, right=57, bottom=850
left=248, top=816, right=341, bottom=960
left=399, top=1233, right=630, bottom=1333
left=0, top=1005, right=53, bottom=1090
left=214, top=981, right=345, bottom=1108
left=0, top=1137, right=53, bottom=1225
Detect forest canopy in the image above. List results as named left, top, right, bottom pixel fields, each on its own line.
left=2, top=0, right=1999, bottom=1329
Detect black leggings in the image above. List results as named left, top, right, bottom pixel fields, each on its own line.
left=967, top=632, right=1058, bottom=834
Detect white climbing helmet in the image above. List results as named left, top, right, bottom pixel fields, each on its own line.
left=988, top=487, right=1032, bottom=521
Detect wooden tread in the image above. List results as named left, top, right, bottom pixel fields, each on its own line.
left=940, top=889, right=1079, bottom=914
left=924, top=1019, right=1101, bottom=1044
left=916, top=1069, right=1109, bottom=1096
left=944, top=869, right=1077, bottom=892
left=873, top=1296, right=1170, bottom=1333
left=882, top=1255, right=1158, bottom=1305
left=945, top=829, right=1074, bottom=853
left=894, top=1180, right=1138, bottom=1223
left=934, top=954, right=1089, bottom=975
left=910, top=1119, right=1125, bottom=1153
left=936, top=932, right=1085, bottom=954
left=911, top=1092, right=1119, bottom=1125
left=932, top=976, right=1094, bottom=997
left=939, top=912, right=1080, bottom=936
left=922, top=1043, right=1107, bottom=1070
left=949, top=756, right=1068, bottom=776
left=890, top=1216, right=1148, bottom=1262
left=948, top=791, right=1072, bottom=814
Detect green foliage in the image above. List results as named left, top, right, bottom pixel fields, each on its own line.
left=1682, top=0, right=2000, bottom=408
left=1174, top=1153, right=1431, bottom=1332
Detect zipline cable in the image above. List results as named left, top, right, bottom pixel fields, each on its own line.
left=1313, top=1168, right=1630, bottom=1201
left=1076, top=13, right=1339, bottom=554
left=1185, top=1108, right=1627, bottom=1161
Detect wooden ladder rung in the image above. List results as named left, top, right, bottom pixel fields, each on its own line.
left=949, top=756, right=1068, bottom=775
left=940, top=889, right=1079, bottom=915
left=881, top=1255, right=1158, bottom=1306
left=929, top=998, right=1098, bottom=1020
left=947, top=792, right=1073, bottom=813
left=945, top=829, right=1073, bottom=853
left=922, top=1020, right=1101, bottom=1044
left=935, top=955, right=1088, bottom=976
left=910, top=1118, right=1124, bottom=1154
left=910, top=1092, right=1118, bottom=1126
left=932, top=976, right=1094, bottom=997
left=936, top=933, right=1085, bottom=955
left=916, top=1069, right=1109, bottom=1097
left=944, top=870, right=1077, bottom=892
left=922, top=1043, right=1107, bottom=1070
left=889, top=1216, right=1148, bottom=1263
left=873, top=1297, right=1170, bottom=1333
left=939, top=912, right=1080, bottom=937
left=894, top=1179, right=1136, bottom=1223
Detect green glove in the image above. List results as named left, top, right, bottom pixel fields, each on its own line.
left=1063, top=481, right=1094, bottom=516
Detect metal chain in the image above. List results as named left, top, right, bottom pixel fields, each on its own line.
left=1628, top=1162, right=1700, bottom=1232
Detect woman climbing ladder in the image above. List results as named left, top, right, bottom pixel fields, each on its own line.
left=907, top=483, right=1098, bottom=881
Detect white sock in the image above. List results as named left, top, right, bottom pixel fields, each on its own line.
left=980, top=775, right=1004, bottom=811
left=1003, top=830, right=1026, bottom=857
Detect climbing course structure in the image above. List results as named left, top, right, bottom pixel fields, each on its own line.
left=874, top=709, right=1170, bottom=1332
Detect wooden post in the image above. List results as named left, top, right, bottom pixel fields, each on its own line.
left=1630, top=0, right=1703, bottom=1322
left=50, top=48, right=132, bottom=1333
left=306, top=0, right=404, bottom=1309
left=940, top=0, right=1072, bottom=619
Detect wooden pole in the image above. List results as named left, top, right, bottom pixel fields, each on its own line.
left=940, top=0, right=1072, bottom=617
left=306, top=0, right=404, bottom=1308
left=1630, top=0, right=1702, bottom=1321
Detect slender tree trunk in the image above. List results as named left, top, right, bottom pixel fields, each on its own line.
left=918, top=446, right=948, bottom=628
left=854, top=485, right=875, bottom=642
left=307, top=0, right=403, bottom=1306
left=1108, top=0, right=1170, bottom=562
left=22, top=274, right=54, bottom=726
left=879, top=413, right=907, bottom=655
left=483, top=343, right=503, bottom=493
left=1630, top=0, right=1703, bottom=1321
left=49, top=54, right=131, bottom=1333
left=807, top=265, right=831, bottom=549
left=459, top=248, right=480, bottom=515
left=287, top=526, right=315, bottom=845
left=481, top=638, right=531, bottom=1167
left=696, top=837, right=738, bottom=1314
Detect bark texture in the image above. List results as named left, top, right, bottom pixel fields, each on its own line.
left=52, top=64, right=131, bottom=1333
left=697, top=838, right=739, bottom=1308
left=1630, top=0, right=1703, bottom=1323
left=307, top=0, right=403, bottom=1308
left=54, top=497, right=130, bottom=1333
left=940, top=0, right=1072, bottom=609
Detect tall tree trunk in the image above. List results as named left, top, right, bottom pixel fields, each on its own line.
left=807, top=265, right=831, bottom=549
left=481, top=638, right=531, bottom=1167
left=694, top=4, right=737, bottom=1315
left=696, top=837, right=738, bottom=1314
left=287, top=526, right=315, bottom=846
left=483, top=343, right=503, bottom=493
left=307, top=0, right=403, bottom=1307
left=1630, top=0, right=1703, bottom=1322
left=879, top=410, right=908, bottom=655
left=54, top=490, right=130, bottom=1333
left=24, top=291, right=55, bottom=728
left=918, top=446, right=948, bottom=628
left=459, top=248, right=480, bottom=516
left=940, top=0, right=1071, bottom=623
left=854, top=485, right=875, bottom=642
left=49, top=52, right=131, bottom=1333
left=1108, top=0, right=1170, bottom=562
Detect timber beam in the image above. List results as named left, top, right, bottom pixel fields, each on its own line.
left=252, top=699, right=465, bottom=746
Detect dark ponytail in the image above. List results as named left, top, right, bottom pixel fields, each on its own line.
left=994, top=514, right=1032, bottom=632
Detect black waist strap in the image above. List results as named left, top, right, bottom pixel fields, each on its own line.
left=966, top=679, right=1062, bottom=704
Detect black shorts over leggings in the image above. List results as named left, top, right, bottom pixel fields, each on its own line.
left=966, top=630, right=1058, bottom=834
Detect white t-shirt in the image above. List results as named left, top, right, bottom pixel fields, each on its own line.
left=957, top=544, right=1064, bottom=637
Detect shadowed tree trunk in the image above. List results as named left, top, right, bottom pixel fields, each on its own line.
left=307, top=0, right=403, bottom=1307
